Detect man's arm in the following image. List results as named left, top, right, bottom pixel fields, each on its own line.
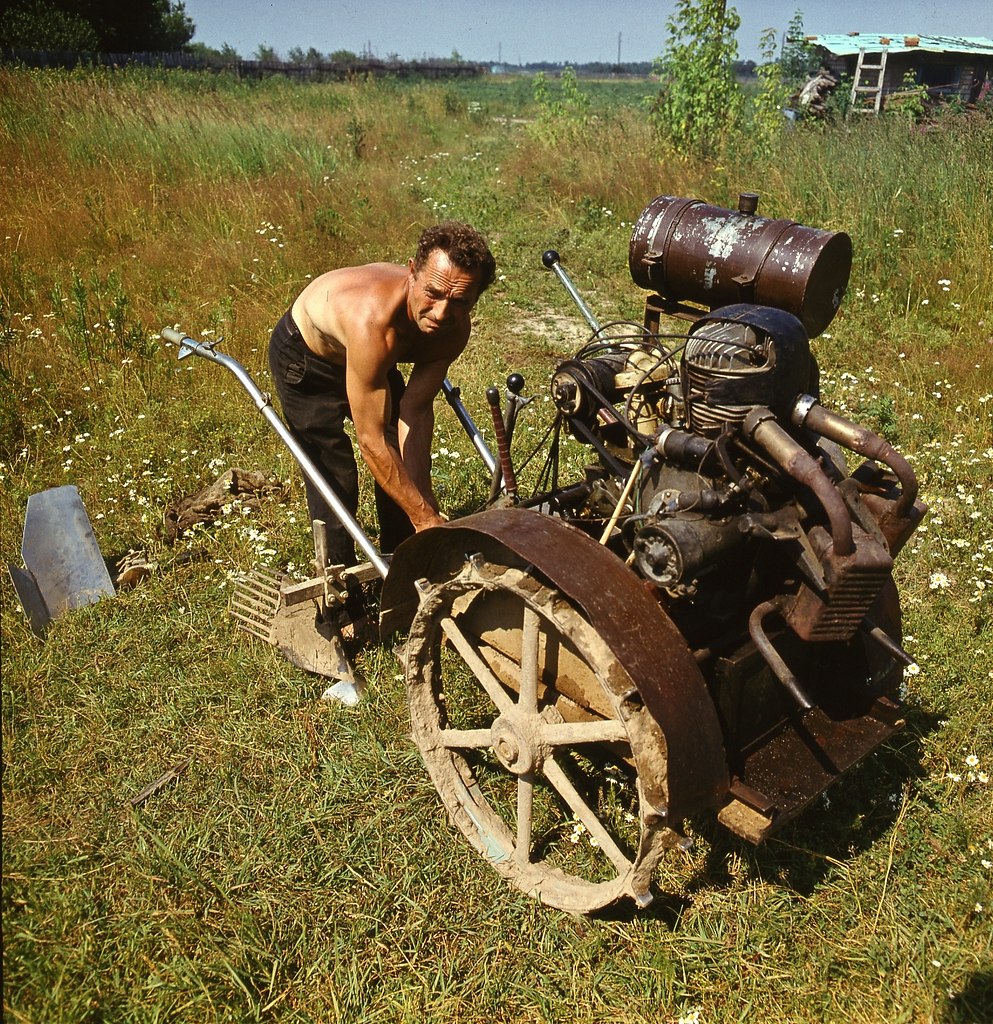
left=345, top=339, right=445, bottom=531
left=397, top=358, right=452, bottom=503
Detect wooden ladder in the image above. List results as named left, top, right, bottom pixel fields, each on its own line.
left=849, top=47, right=888, bottom=114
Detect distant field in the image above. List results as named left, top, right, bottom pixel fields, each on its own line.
left=1, top=67, right=991, bottom=1023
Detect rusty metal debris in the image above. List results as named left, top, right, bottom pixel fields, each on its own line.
left=169, top=192, right=924, bottom=913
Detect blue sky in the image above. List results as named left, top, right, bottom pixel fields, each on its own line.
left=181, top=0, right=993, bottom=64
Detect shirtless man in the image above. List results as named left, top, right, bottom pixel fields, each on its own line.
left=268, top=221, right=495, bottom=568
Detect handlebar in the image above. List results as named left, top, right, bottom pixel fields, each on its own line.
left=161, top=327, right=390, bottom=578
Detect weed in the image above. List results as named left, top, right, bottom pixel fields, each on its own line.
left=532, top=66, right=592, bottom=143
left=346, top=112, right=366, bottom=159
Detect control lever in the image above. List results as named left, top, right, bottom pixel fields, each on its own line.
left=542, top=249, right=602, bottom=334
left=487, top=386, right=519, bottom=500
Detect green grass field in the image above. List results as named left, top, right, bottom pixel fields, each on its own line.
left=2, top=68, right=991, bottom=1022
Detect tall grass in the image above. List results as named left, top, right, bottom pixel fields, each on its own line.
left=2, top=68, right=991, bottom=1023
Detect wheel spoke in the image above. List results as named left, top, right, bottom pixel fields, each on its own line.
left=440, top=615, right=515, bottom=715
left=519, top=605, right=540, bottom=714
left=438, top=727, right=493, bottom=749
left=515, top=774, right=534, bottom=863
left=543, top=755, right=632, bottom=872
left=541, top=718, right=629, bottom=746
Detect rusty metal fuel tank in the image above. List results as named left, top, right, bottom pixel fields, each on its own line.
left=629, top=194, right=852, bottom=337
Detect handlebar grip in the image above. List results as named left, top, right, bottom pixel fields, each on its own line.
left=486, top=387, right=518, bottom=499
left=160, top=327, right=187, bottom=345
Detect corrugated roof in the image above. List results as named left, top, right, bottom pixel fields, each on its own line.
left=805, top=34, right=993, bottom=57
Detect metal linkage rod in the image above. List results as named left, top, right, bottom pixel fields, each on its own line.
left=441, top=378, right=498, bottom=476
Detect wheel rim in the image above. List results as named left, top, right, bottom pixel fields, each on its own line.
left=405, top=552, right=681, bottom=913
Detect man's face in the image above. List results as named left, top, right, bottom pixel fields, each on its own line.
left=407, top=249, right=482, bottom=335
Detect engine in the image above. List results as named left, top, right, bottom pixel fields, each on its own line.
left=519, top=194, right=924, bottom=712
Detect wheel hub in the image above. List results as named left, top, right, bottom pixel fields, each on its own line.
left=490, top=713, right=547, bottom=775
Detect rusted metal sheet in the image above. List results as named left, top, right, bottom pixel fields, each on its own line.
left=718, top=696, right=904, bottom=841
left=383, top=507, right=730, bottom=820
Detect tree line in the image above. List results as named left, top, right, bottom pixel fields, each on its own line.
left=1, top=0, right=771, bottom=79
left=1, top=0, right=827, bottom=158
left=0, top=0, right=194, bottom=52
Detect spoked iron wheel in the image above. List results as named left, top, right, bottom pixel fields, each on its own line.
left=404, top=551, right=688, bottom=913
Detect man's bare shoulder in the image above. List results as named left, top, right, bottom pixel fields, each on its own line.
left=304, top=262, right=405, bottom=300
left=294, top=262, right=407, bottom=359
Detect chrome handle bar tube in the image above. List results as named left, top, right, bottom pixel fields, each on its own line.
left=541, top=250, right=602, bottom=334
left=162, top=328, right=390, bottom=579
left=441, top=377, right=498, bottom=475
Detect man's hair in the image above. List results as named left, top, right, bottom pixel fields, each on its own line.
left=413, top=221, right=496, bottom=293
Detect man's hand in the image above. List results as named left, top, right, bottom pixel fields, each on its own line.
left=414, top=510, right=448, bottom=532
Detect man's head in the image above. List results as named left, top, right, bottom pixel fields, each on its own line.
left=406, top=222, right=495, bottom=336
left=412, top=221, right=496, bottom=295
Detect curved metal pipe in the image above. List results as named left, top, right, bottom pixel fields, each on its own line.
left=790, top=396, right=918, bottom=519
left=162, top=328, right=390, bottom=578
left=748, top=599, right=814, bottom=709
left=743, top=407, right=854, bottom=556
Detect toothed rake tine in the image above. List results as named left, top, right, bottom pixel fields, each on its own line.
left=230, top=606, right=275, bottom=642
left=230, top=568, right=284, bottom=644
left=224, top=562, right=365, bottom=689
left=234, top=575, right=280, bottom=605
left=239, top=567, right=283, bottom=591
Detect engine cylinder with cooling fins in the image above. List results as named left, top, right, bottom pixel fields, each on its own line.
left=682, top=304, right=813, bottom=437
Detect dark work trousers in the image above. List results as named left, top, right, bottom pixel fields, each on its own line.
left=267, top=308, right=415, bottom=567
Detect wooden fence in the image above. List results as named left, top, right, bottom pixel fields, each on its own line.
left=1, top=49, right=488, bottom=81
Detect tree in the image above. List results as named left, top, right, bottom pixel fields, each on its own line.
left=650, top=0, right=743, bottom=156
left=186, top=40, right=241, bottom=64
left=751, top=27, right=790, bottom=154
left=780, top=9, right=819, bottom=86
left=0, top=0, right=194, bottom=51
left=287, top=46, right=327, bottom=65
left=0, top=0, right=99, bottom=50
